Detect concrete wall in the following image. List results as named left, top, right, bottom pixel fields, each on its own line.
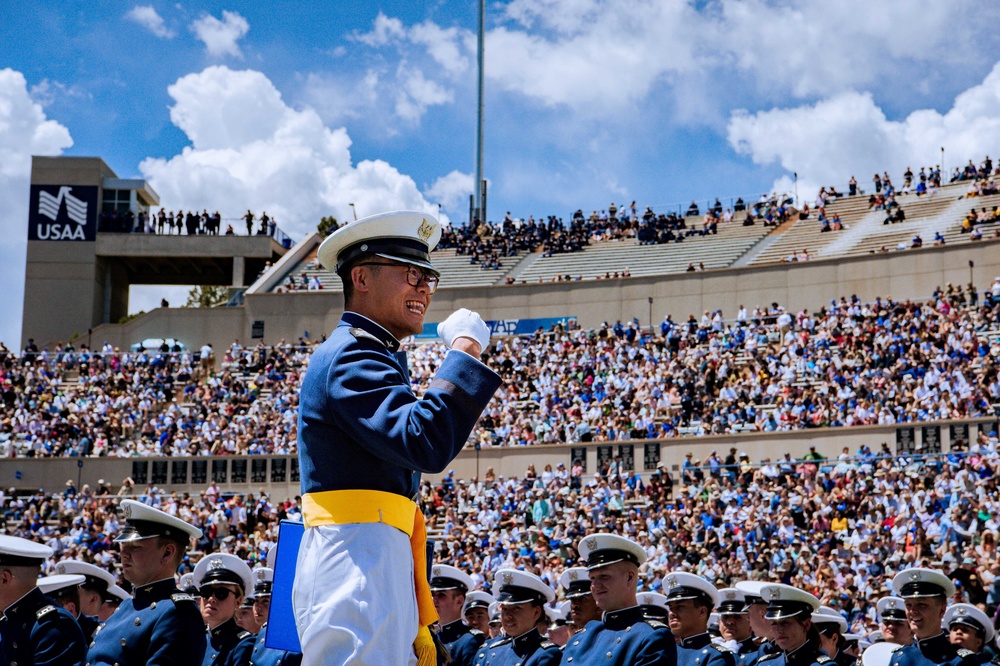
left=7, top=418, right=993, bottom=498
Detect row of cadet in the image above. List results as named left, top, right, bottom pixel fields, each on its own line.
left=1, top=501, right=994, bottom=666
left=0, top=499, right=297, bottom=666
left=429, top=533, right=994, bottom=666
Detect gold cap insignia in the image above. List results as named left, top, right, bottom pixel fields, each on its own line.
left=417, top=218, right=434, bottom=242
left=585, top=537, right=598, bottom=551
left=122, top=504, right=132, bottom=520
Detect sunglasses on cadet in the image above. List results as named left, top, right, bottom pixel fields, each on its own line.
left=358, top=262, right=439, bottom=293
left=200, top=587, right=235, bottom=601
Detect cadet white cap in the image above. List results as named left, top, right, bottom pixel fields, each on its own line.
left=734, top=580, right=768, bottom=606
left=891, top=568, right=955, bottom=598
left=717, top=588, right=749, bottom=615
left=0, top=535, right=53, bottom=566
left=493, top=569, right=555, bottom=605
left=115, top=499, right=202, bottom=544
left=760, top=583, right=820, bottom=620
left=37, top=573, right=85, bottom=595
left=105, top=583, right=130, bottom=603
left=464, top=590, right=495, bottom=615
left=250, top=567, right=274, bottom=598
left=318, top=210, right=442, bottom=275
left=558, top=567, right=592, bottom=598
left=876, top=596, right=907, bottom=622
left=862, top=641, right=903, bottom=666
left=578, top=533, right=647, bottom=570
left=637, top=591, right=669, bottom=619
left=664, top=571, right=720, bottom=608
left=944, top=603, right=994, bottom=643
left=193, top=553, right=253, bottom=596
left=54, top=560, right=115, bottom=592
left=179, top=572, right=197, bottom=594
left=430, top=564, right=474, bottom=594
left=812, top=606, right=848, bottom=634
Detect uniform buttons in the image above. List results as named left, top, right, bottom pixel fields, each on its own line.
left=90, top=642, right=95, bottom=649
left=607, top=651, right=613, bottom=658
left=567, top=658, right=573, bottom=663
left=150, top=602, right=157, bottom=609
left=626, top=626, right=631, bottom=632
left=121, top=638, right=127, bottom=646
left=12, top=642, right=17, bottom=648
left=696, top=659, right=701, bottom=664
left=134, top=618, right=142, bottom=626
left=574, top=641, right=580, bottom=646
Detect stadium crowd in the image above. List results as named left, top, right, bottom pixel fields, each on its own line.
left=5, top=281, right=1000, bottom=459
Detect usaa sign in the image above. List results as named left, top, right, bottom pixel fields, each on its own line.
left=28, top=185, right=99, bottom=241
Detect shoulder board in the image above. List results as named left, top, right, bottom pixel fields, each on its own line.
left=646, top=619, right=669, bottom=630
left=757, top=653, right=782, bottom=663
left=816, top=657, right=833, bottom=664
left=172, top=593, right=197, bottom=603
left=957, top=649, right=976, bottom=659
left=715, top=646, right=734, bottom=654
left=489, top=636, right=513, bottom=648
left=350, top=328, right=391, bottom=348
left=470, top=628, right=484, bottom=636
left=36, top=605, right=57, bottom=620
left=238, top=631, right=253, bottom=640
left=540, top=640, right=558, bottom=650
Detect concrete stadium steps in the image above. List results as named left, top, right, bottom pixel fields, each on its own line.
left=748, top=181, right=982, bottom=265
left=509, top=220, right=774, bottom=283
left=271, top=247, right=520, bottom=292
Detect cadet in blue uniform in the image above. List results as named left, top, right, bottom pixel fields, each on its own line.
left=638, top=592, right=669, bottom=622
left=559, top=567, right=601, bottom=633
left=432, top=565, right=486, bottom=665
left=473, top=569, right=560, bottom=666
left=756, top=583, right=830, bottom=666
left=663, top=571, right=736, bottom=666
left=293, top=210, right=502, bottom=665
left=559, top=533, right=677, bottom=665
left=463, top=591, right=496, bottom=637
left=812, top=607, right=855, bottom=666
left=250, top=564, right=303, bottom=666
left=38, top=572, right=100, bottom=644
left=88, top=499, right=207, bottom=666
left=877, top=597, right=913, bottom=647
left=888, top=569, right=980, bottom=666
left=943, top=604, right=993, bottom=658
left=0, top=536, right=88, bottom=666
left=55, top=560, right=117, bottom=643
left=194, top=552, right=256, bottom=666
left=736, top=581, right=780, bottom=666
left=717, top=588, right=759, bottom=664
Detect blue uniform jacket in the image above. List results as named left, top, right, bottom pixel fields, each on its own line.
left=203, top=617, right=255, bottom=666
left=889, top=633, right=980, bottom=666
left=678, top=632, right=736, bottom=666
left=758, top=637, right=832, bottom=666
left=474, top=628, right=561, bottom=666
left=559, top=605, right=677, bottom=665
left=0, top=587, right=87, bottom=666
left=440, top=619, right=487, bottom=666
left=87, top=577, right=207, bottom=666
left=249, top=624, right=302, bottom=666
left=78, top=614, right=100, bottom=643
left=298, top=312, right=503, bottom=498
left=735, top=637, right=764, bottom=666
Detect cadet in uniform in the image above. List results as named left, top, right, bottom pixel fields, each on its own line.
left=464, top=591, right=496, bottom=636
left=55, top=561, right=116, bottom=642
left=194, top=552, right=255, bottom=666
left=0, top=536, right=88, bottom=666
left=559, top=533, right=677, bottom=665
left=663, top=572, right=735, bottom=666
left=943, top=604, right=993, bottom=655
left=547, top=604, right=573, bottom=647
left=877, top=598, right=913, bottom=647
left=431, top=565, right=486, bottom=666
left=717, top=588, right=759, bottom=662
left=97, top=584, right=130, bottom=623
left=293, top=210, right=502, bottom=665
left=558, top=567, right=601, bottom=633
left=811, top=607, right=854, bottom=666
left=736, top=582, right=780, bottom=664
left=488, top=603, right=503, bottom=640
left=888, top=569, right=980, bottom=666
left=757, top=582, right=830, bottom=666
left=473, top=569, right=560, bottom=666
left=638, top=592, right=669, bottom=622
left=250, top=563, right=303, bottom=666
left=88, top=499, right=207, bottom=665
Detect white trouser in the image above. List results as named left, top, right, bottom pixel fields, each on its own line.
left=293, top=522, right=418, bottom=666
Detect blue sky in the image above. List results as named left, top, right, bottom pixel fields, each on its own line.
left=3, top=1, right=1000, bottom=348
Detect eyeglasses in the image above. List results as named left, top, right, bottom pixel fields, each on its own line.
left=359, top=262, right=439, bottom=293
left=199, top=586, right=236, bottom=601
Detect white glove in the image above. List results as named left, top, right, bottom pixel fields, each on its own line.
left=437, top=308, right=491, bottom=350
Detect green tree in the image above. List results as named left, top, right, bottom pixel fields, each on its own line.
left=317, top=216, right=339, bottom=237
left=186, top=285, right=230, bottom=308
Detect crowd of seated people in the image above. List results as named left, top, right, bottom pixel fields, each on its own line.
left=9, top=281, right=1000, bottom=460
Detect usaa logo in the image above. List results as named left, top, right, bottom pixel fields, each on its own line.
left=30, top=185, right=97, bottom=241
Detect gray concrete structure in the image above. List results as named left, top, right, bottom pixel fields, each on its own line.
left=22, top=156, right=288, bottom=347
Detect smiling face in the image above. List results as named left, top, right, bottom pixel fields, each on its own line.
left=588, top=562, right=637, bottom=612
left=904, top=597, right=946, bottom=640
left=500, top=602, right=542, bottom=637
left=349, top=261, right=432, bottom=340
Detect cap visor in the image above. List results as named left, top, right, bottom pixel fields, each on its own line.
left=374, top=252, right=439, bottom=276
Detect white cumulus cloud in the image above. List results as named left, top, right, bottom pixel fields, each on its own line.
left=191, top=10, right=249, bottom=58
left=394, top=65, right=454, bottom=123
left=727, top=61, right=1000, bottom=198
left=425, top=170, right=474, bottom=214
left=0, top=69, right=74, bottom=348
left=139, top=66, right=442, bottom=241
left=126, top=5, right=175, bottom=39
